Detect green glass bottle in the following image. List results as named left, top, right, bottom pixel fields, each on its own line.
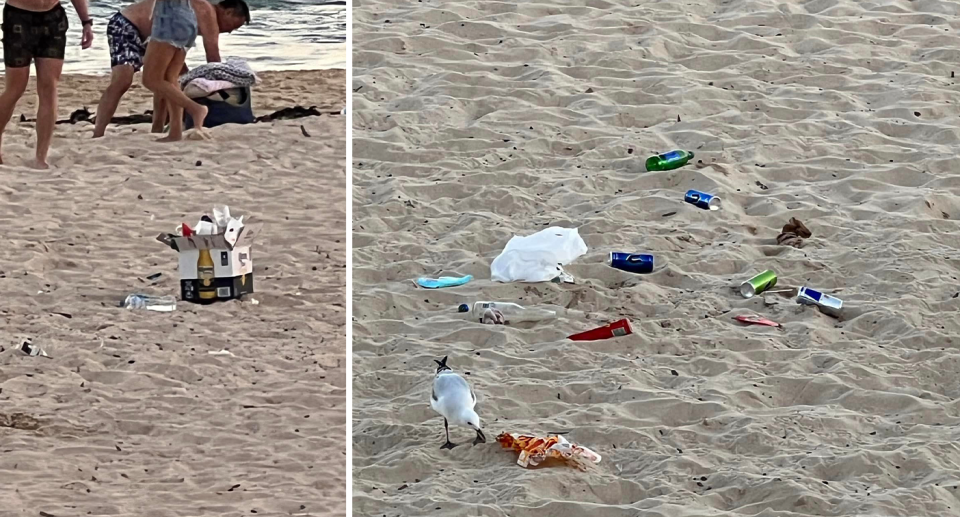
left=645, top=150, right=694, bottom=171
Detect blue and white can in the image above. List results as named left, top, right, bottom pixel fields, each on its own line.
left=797, top=287, right=843, bottom=318
left=684, top=190, right=721, bottom=210
left=608, top=252, right=654, bottom=274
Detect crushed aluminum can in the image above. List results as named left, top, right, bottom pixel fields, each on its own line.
left=797, top=287, right=843, bottom=318
left=684, top=190, right=721, bottom=210
left=19, top=340, right=50, bottom=358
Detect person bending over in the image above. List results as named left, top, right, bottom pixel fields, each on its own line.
left=0, top=0, right=93, bottom=167
left=94, top=0, right=249, bottom=140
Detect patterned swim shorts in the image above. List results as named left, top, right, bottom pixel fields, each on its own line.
left=1, top=3, right=68, bottom=68
left=107, top=12, right=146, bottom=71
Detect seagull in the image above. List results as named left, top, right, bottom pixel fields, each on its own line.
left=430, top=356, right=485, bottom=449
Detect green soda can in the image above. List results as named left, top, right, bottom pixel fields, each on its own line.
left=739, top=270, right=777, bottom=298
left=645, top=150, right=694, bottom=171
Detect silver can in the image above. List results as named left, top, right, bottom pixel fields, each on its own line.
left=19, top=340, right=50, bottom=358
left=797, top=287, right=843, bottom=318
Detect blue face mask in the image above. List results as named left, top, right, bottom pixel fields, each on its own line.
left=416, top=274, right=473, bottom=289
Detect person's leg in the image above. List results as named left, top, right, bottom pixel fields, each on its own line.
left=33, top=57, right=64, bottom=168
left=141, top=40, right=207, bottom=131
left=27, top=2, right=68, bottom=167
left=158, top=48, right=188, bottom=142
left=151, top=93, right=168, bottom=133
left=0, top=67, right=31, bottom=164
left=141, top=40, right=175, bottom=131
left=93, top=65, right=135, bottom=138
left=0, top=3, right=34, bottom=164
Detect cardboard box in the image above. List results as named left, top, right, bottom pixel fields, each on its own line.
left=157, top=223, right=261, bottom=303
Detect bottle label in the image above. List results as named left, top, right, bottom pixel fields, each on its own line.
left=661, top=150, right=684, bottom=161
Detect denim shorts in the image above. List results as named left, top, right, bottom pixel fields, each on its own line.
left=151, top=0, right=197, bottom=49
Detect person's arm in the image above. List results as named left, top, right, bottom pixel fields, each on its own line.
left=197, top=7, right=222, bottom=63
left=70, top=0, right=94, bottom=49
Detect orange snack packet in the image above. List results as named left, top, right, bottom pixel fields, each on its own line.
left=496, top=432, right=601, bottom=470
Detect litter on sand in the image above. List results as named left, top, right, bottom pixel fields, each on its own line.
left=416, top=274, right=473, bottom=289
left=734, top=314, right=782, bottom=328
left=568, top=319, right=633, bottom=341
left=497, top=432, right=601, bottom=470
left=777, top=217, right=811, bottom=248
left=157, top=205, right=258, bottom=304
left=19, top=340, right=50, bottom=358
left=490, top=227, right=587, bottom=283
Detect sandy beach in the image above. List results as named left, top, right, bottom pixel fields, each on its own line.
left=353, top=1, right=960, bottom=515
left=0, top=69, right=346, bottom=515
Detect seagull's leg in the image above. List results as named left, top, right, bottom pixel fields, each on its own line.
left=440, top=418, right=457, bottom=449
left=473, top=428, right=486, bottom=446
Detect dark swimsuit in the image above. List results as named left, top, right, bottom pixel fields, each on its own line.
left=1, top=2, right=69, bottom=67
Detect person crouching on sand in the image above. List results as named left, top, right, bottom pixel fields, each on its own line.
left=0, top=0, right=93, bottom=168
left=93, top=0, right=250, bottom=139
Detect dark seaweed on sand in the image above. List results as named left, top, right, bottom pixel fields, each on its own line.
left=19, top=105, right=342, bottom=126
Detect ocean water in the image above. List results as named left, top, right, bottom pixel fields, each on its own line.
left=56, top=0, right=345, bottom=74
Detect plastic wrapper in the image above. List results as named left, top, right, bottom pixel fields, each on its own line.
left=481, top=308, right=504, bottom=324
left=734, top=314, right=781, bottom=328
left=497, top=432, right=601, bottom=470
left=213, top=205, right=245, bottom=246
left=490, top=227, right=588, bottom=283
left=175, top=205, right=245, bottom=241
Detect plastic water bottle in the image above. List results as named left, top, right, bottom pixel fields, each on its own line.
left=645, top=150, right=694, bottom=171
left=458, top=301, right=557, bottom=323
left=122, top=294, right=177, bottom=312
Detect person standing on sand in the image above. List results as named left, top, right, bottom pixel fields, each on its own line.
left=92, top=0, right=250, bottom=138
left=140, top=0, right=210, bottom=142
left=0, top=0, right=93, bottom=168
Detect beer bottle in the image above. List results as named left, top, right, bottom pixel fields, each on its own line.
left=645, top=150, right=694, bottom=171
left=197, top=248, right=216, bottom=302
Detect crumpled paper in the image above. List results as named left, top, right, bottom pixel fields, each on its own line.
left=497, top=432, right=601, bottom=470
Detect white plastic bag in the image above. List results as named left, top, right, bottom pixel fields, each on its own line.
left=490, top=227, right=588, bottom=282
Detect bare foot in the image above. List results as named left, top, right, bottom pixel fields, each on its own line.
left=27, top=158, right=49, bottom=170
left=150, top=124, right=165, bottom=134
left=157, top=134, right=183, bottom=142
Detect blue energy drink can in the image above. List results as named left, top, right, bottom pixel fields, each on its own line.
left=684, top=190, right=721, bottom=210
left=797, top=287, right=843, bottom=318
left=608, top=252, right=654, bottom=274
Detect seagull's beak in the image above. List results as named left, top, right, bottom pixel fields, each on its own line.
left=475, top=428, right=486, bottom=443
